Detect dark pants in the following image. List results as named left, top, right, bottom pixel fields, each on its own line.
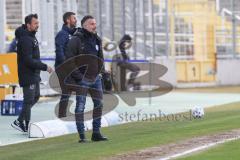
left=58, top=88, right=71, bottom=118
left=56, top=64, right=72, bottom=118
left=18, top=83, right=40, bottom=122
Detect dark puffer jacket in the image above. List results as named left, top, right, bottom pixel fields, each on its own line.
left=65, top=28, right=105, bottom=82
left=15, top=24, right=47, bottom=87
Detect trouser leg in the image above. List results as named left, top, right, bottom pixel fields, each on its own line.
left=18, top=83, right=38, bottom=122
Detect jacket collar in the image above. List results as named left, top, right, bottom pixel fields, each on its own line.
left=15, top=24, right=36, bottom=39
left=74, top=28, right=100, bottom=40
left=62, top=24, right=76, bottom=35
left=82, top=28, right=95, bottom=37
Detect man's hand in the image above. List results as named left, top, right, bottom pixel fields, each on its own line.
left=47, top=66, right=53, bottom=73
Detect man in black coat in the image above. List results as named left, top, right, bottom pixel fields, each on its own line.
left=65, top=15, right=108, bottom=142
left=11, top=14, right=53, bottom=133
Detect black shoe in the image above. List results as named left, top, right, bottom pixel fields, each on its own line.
left=78, top=134, right=88, bottom=143
left=91, top=133, right=108, bottom=142
left=11, top=120, right=26, bottom=132
left=78, top=139, right=88, bottom=143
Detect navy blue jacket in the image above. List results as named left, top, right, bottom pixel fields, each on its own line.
left=55, top=25, right=76, bottom=67
left=15, top=24, right=47, bottom=87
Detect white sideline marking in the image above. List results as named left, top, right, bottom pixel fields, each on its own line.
left=158, top=136, right=240, bottom=160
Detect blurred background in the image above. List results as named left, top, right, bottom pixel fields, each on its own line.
left=0, top=0, right=240, bottom=90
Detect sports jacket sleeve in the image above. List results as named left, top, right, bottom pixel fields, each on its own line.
left=65, top=36, right=84, bottom=81
left=19, top=37, right=47, bottom=71
left=55, top=32, right=68, bottom=63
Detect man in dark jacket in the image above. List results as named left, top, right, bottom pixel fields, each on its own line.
left=55, top=12, right=77, bottom=118
left=11, top=14, right=53, bottom=133
left=65, top=15, right=108, bottom=143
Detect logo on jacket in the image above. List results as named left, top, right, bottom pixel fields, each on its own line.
left=34, top=39, right=38, bottom=47
left=96, top=45, right=99, bottom=51
left=69, top=34, right=72, bottom=40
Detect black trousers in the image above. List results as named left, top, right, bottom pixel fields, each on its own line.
left=58, top=87, right=71, bottom=118
left=18, top=83, right=40, bottom=122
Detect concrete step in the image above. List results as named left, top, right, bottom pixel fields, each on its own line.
left=6, top=0, right=23, bottom=30
left=6, top=14, right=22, bottom=18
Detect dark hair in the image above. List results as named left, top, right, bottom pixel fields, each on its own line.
left=81, top=15, right=94, bottom=26
left=25, top=14, right=38, bottom=25
left=120, top=34, right=132, bottom=41
left=63, top=12, right=76, bottom=25
left=119, top=34, right=132, bottom=50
